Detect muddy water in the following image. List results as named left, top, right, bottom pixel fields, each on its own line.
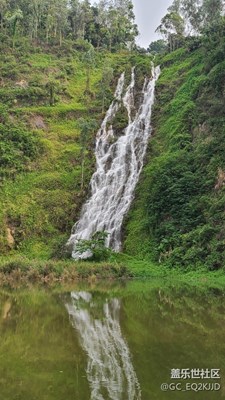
left=0, top=281, right=224, bottom=399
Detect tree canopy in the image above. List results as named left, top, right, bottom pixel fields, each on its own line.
left=0, top=0, right=138, bottom=50
left=153, top=0, right=224, bottom=52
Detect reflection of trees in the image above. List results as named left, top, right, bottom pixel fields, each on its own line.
left=124, top=284, right=225, bottom=334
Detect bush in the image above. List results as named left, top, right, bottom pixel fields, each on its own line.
left=0, top=123, right=43, bottom=177
left=76, top=231, right=111, bottom=261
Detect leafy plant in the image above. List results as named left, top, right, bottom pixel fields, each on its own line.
left=76, top=231, right=111, bottom=261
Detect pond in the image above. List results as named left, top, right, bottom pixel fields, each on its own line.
left=0, top=280, right=225, bottom=399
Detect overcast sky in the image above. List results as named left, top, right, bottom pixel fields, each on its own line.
left=132, top=0, right=172, bottom=48
left=90, top=0, right=172, bottom=48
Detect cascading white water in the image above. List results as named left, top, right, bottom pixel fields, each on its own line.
left=67, top=65, right=160, bottom=258
left=66, top=292, right=141, bottom=400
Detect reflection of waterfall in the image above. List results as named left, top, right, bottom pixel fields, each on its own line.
left=67, top=65, right=160, bottom=258
left=66, top=292, right=141, bottom=400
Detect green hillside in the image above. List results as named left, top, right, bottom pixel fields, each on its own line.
left=0, top=0, right=225, bottom=276
left=0, top=41, right=148, bottom=261
left=124, top=20, right=225, bottom=270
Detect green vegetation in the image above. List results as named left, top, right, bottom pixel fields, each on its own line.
left=124, top=16, right=225, bottom=271
left=0, top=255, right=130, bottom=284
left=0, top=40, right=139, bottom=261
left=1, top=251, right=225, bottom=288
left=76, top=231, right=111, bottom=261
left=0, top=0, right=138, bottom=52
left=0, top=47, right=95, bottom=258
left=0, top=0, right=225, bottom=279
left=0, top=280, right=224, bottom=400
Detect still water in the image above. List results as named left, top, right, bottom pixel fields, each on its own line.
left=0, top=280, right=225, bottom=400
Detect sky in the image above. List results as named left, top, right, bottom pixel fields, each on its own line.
left=132, top=0, right=172, bottom=48
left=90, top=0, right=172, bottom=48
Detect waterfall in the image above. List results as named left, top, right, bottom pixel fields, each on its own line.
left=66, top=292, right=141, bottom=400
left=68, top=65, right=160, bottom=258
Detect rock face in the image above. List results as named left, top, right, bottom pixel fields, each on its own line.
left=67, top=65, right=160, bottom=258
left=2, top=301, right=12, bottom=320
left=6, top=227, right=15, bottom=249
left=31, top=115, right=47, bottom=130
left=215, top=168, right=225, bottom=190
left=15, top=80, right=29, bottom=89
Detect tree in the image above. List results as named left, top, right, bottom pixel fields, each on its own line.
left=147, top=39, right=167, bottom=54
left=202, top=0, right=223, bottom=26
left=68, top=0, right=93, bottom=41
left=156, top=12, right=185, bottom=52
left=76, top=231, right=110, bottom=261
left=111, top=0, right=138, bottom=50
left=6, top=8, right=23, bottom=48
left=99, top=62, right=114, bottom=112
left=27, top=0, right=46, bottom=40
left=55, top=0, right=68, bottom=45
left=167, top=0, right=223, bottom=35
left=80, top=0, right=93, bottom=40
left=82, top=44, right=95, bottom=93
left=168, top=0, right=181, bottom=13
left=2, top=0, right=138, bottom=50
left=180, top=0, right=202, bottom=34
left=68, top=0, right=82, bottom=39
left=86, top=0, right=138, bottom=51
left=0, top=0, right=7, bottom=31
left=78, top=117, right=97, bottom=188
left=46, top=79, right=58, bottom=105
left=45, top=0, right=68, bottom=45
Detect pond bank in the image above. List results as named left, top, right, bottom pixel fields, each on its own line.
left=0, top=254, right=225, bottom=288
left=0, top=256, right=129, bottom=286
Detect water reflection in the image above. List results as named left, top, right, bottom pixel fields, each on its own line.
left=66, top=291, right=141, bottom=400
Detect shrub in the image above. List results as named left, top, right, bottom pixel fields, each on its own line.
left=76, top=231, right=111, bottom=261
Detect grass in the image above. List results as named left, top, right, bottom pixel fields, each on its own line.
left=0, top=46, right=156, bottom=264
left=0, top=254, right=130, bottom=286
left=124, top=40, right=225, bottom=270
left=0, top=252, right=225, bottom=289
left=1, top=43, right=225, bottom=275
left=0, top=48, right=120, bottom=258
left=114, top=253, right=225, bottom=287
left=18, top=103, right=87, bottom=115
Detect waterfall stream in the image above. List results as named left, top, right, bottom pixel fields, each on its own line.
left=68, top=65, right=160, bottom=258
left=66, top=292, right=141, bottom=400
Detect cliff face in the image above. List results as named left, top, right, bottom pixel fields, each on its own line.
left=124, top=28, right=225, bottom=270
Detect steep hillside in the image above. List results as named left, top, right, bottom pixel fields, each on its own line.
left=1, top=18, right=225, bottom=272
left=0, top=42, right=148, bottom=260
left=124, top=23, right=225, bottom=270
